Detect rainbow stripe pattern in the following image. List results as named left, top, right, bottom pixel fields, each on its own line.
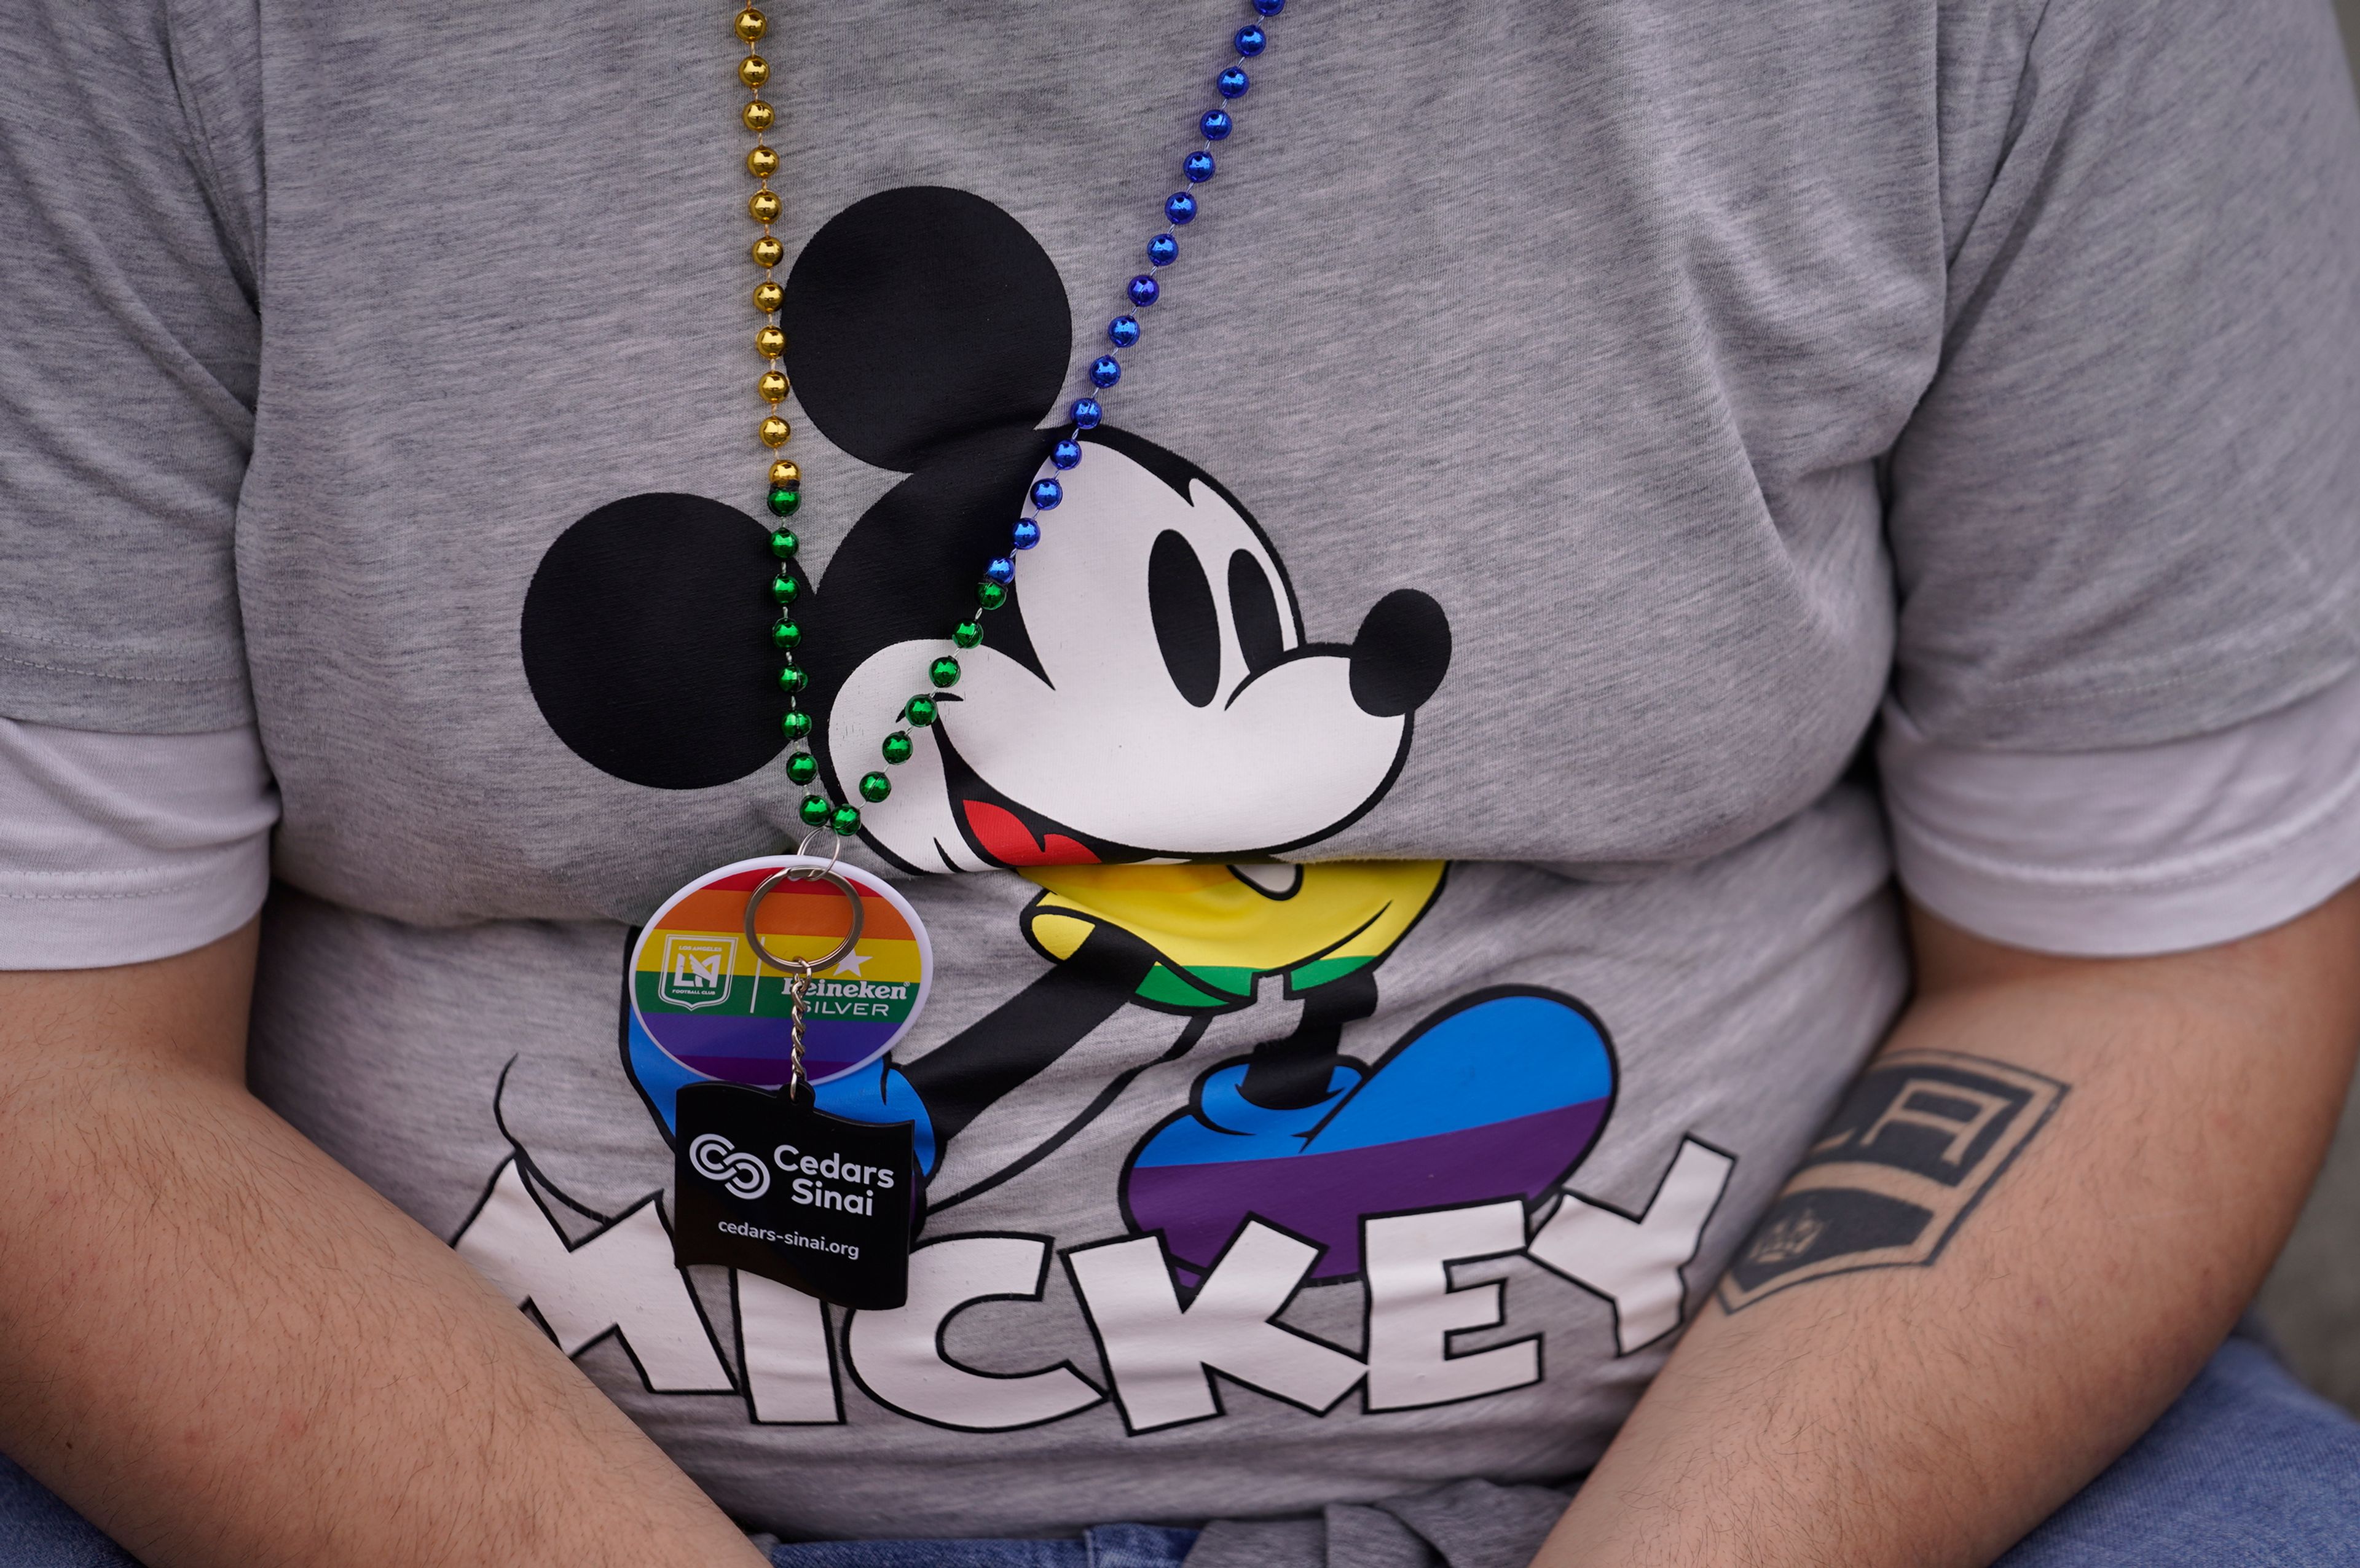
left=1125, top=989, right=1615, bottom=1281
left=1021, top=861, right=1447, bottom=1011
left=631, top=862, right=927, bottom=1088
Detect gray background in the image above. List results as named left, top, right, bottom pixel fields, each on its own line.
left=2252, top=0, right=2360, bottom=1406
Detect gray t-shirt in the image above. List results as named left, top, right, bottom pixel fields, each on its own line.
left=4, top=0, right=2357, bottom=1556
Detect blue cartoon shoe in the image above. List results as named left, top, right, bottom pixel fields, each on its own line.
left=813, top=1056, right=938, bottom=1177
left=1122, top=987, right=1615, bottom=1281
left=627, top=1007, right=938, bottom=1176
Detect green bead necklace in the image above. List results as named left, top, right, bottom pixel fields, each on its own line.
left=732, top=2, right=1006, bottom=841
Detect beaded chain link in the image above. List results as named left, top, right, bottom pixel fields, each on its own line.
left=730, top=0, right=1289, bottom=841
left=726, top=7, right=846, bottom=832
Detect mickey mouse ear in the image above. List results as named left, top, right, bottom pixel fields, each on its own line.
left=522, top=493, right=791, bottom=790
left=784, top=186, right=1072, bottom=473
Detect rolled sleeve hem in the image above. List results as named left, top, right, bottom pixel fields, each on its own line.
left=1881, top=669, right=2360, bottom=958
left=0, top=838, right=270, bottom=968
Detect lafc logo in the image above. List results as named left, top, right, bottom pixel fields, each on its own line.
left=659, top=935, right=737, bottom=1011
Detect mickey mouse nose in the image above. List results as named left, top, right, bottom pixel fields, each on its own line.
left=1348, top=589, right=1452, bottom=718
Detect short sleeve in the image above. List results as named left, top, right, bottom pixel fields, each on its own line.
left=1880, top=667, right=2360, bottom=956
left=1890, top=0, right=2360, bottom=750
left=0, top=718, right=278, bottom=970
left=0, top=0, right=264, bottom=733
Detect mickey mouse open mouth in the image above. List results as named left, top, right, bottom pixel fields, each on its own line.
left=931, top=715, right=1125, bottom=868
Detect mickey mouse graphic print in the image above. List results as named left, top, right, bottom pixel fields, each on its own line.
left=499, top=187, right=1674, bottom=1460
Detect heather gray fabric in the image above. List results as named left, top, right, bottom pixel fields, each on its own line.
left=3, top=0, right=2357, bottom=1558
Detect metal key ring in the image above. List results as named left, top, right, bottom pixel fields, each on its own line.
left=743, top=860, right=865, bottom=976
left=785, top=827, right=842, bottom=880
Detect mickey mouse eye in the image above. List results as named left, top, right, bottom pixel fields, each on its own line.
left=1148, top=530, right=1221, bottom=708
left=1227, top=550, right=1285, bottom=678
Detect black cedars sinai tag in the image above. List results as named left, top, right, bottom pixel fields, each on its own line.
left=672, top=1081, right=916, bottom=1309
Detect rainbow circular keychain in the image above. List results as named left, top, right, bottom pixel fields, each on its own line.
left=631, top=845, right=932, bottom=1309
left=630, top=851, right=932, bottom=1092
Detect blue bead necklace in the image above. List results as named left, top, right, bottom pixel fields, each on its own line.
left=734, top=0, right=1291, bottom=841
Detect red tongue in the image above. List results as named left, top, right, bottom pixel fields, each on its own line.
left=963, top=800, right=1098, bottom=866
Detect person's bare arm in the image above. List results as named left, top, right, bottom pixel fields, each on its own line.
left=0, top=922, right=771, bottom=1568
left=1533, top=883, right=2360, bottom=1568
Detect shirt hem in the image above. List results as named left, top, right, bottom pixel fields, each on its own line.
left=0, top=645, right=254, bottom=734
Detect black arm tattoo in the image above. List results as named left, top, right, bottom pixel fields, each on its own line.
left=1718, top=1049, right=2067, bottom=1313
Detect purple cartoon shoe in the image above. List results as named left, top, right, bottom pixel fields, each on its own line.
left=1122, top=987, right=1616, bottom=1282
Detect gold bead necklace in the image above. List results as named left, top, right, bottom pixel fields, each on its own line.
left=736, top=4, right=855, bottom=836
left=737, top=7, right=796, bottom=493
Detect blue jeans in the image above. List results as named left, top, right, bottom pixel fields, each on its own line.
left=5, top=1335, right=2356, bottom=1567
left=767, top=1524, right=1197, bottom=1567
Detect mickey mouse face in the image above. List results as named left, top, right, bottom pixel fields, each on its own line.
left=522, top=186, right=1449, bottom=870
